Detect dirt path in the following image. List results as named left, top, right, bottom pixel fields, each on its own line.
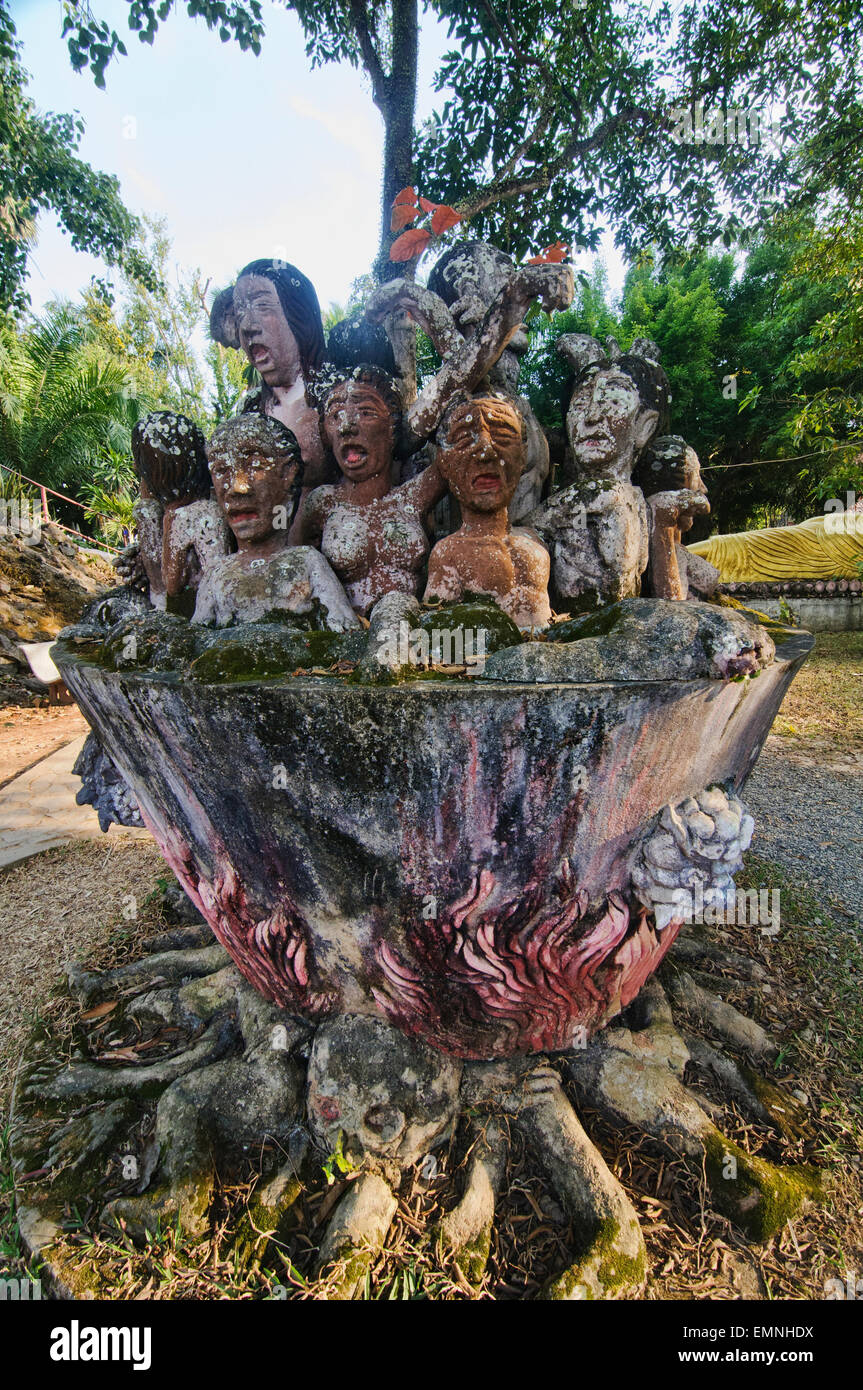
left=745, top=735, right=863, bottom=929
left=0, top=706, right=89, bottom=788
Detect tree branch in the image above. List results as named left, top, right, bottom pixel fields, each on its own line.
left=455, top=105, right=658, bottom=219
left=347, top=0, right=390, bottom=112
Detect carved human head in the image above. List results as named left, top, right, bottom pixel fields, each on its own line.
left=206, top=415, right=303, bottom=548
left=209, top=286, right=240, bottom=351
left=428, top=240, right=526, bottom=349
left=313, top=364, right=403, bottom=484
left=634, top=434, right=707, bottom=533
left=562, top=336, right=671, bottom=480
left=233, top=259, right=325, bottom=388
left=307, top=1015, right=461, bottom=1165
left=438, top=394, right=526, bottom=514
left=131, top=412, right=210, bottom=505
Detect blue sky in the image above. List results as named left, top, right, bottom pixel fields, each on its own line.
left=11, top=0, right=624, bottom=317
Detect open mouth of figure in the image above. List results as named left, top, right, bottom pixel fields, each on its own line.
left=578, top=436, right=613, bottom=451
left=341, top=447, right=367, bottom=467
left=471, top=472, right=503, bottom=492
left=228, top=508, right=259, bottom=525
left=248, top=344, right=271, bottom=366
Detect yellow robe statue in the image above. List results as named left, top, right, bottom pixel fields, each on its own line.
left=687, top=512, right=863, bottom=583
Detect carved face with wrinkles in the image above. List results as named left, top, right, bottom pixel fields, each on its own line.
left=568, top=365, right=659, bottom=477
left=208, top=417, right=300, bottom=550
left=438, top=398, right=525, bottom=513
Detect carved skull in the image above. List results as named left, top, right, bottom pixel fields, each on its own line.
left=307, top=1015, right=462, bottom=1165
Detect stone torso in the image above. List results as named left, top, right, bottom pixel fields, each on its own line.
left=427, top=528, right=551, bottom=629
left=531, top=480, right=649, bottom=609
left=315, top=485, right=431, bottom=617
left=192, top=546, right=359, bottom=630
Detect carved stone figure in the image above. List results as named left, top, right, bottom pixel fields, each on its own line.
left=365, top=249, right=573, bottom=468
left=231, top=259, right=330, bottom=487
left=635, top=435, right=719, bottom=600
left=299, top=366, right=446, bottom=616
left=425, top=240, right=554, bottom=520
left=529, top=336, right=671, bottom=612
left=130, top=411, right=230, bottom=613
left=193, top=415, right=358, bottom=631
left=425, top=395, right=552, bottom=630
left=209, top=285, right=240, bottom=350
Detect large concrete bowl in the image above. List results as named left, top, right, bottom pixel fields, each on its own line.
left=53, top=630, right=810, bottom=1060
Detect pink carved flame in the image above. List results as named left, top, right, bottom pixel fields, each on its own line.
left=372, top=867, right=686, bottom=1059
left=372, top=866, right=648, bottom=1058
left=141, top=813, right=336, bottom=1017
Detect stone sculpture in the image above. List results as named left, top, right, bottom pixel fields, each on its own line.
left=424, top=240, right=554, bottom=520
left=635, top=435, right=720, bottom=600
left=425, top=394, right=552, bottom=629
left=298, top=365, right=446, bottom=616
left=231, top=259, right=331, bottom=487
left=365, top=252, right=573, bottom=459
left=193, top=414, right=359, bottom=631
left=529, top=335, right=671, bottom=612
left=20, top=239, right=824, bottom=1301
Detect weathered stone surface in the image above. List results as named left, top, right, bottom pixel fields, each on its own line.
left=73, top=730, right=144, bottom=831
left=631, top=785, right=754, bottom=930
left=53, top=618, right=810, bottom=1060
left=316, top=1172, right=398, bottom=1299
left=481, top=598, right=776, bottom=684
left=308, top=1014, right=462, bottom=1164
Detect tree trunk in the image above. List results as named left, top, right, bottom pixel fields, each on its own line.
left=374, top=0, right=419, bottom=284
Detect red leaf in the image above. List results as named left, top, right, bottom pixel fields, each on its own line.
left=431, top=204, right=462, bottom=235
left=392, top=186, right=418, bottom=207
left=390, top=228, right=433, bottom=262
left=418, top=195, right=437, bottom=212
left=390, top=202, right=418, bottom=232
left=528, top=240, right=569, bottom=264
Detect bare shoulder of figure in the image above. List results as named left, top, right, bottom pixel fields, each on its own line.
left=511, top=524, right=547, bottom=548
left=303, top=484, right=338, bottom=525
left=425, top=538, right=463, bottom=594
left=399, top=456, right=446, bottom=513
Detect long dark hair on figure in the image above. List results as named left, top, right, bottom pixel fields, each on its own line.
left=132, top=412, right=210, bottom=503
left=236, top=259, right=326, bottom=381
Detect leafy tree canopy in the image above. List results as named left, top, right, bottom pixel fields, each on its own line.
left=0, top=3, right=155, bottom=312
left=60, top=1, right=863, bottom=267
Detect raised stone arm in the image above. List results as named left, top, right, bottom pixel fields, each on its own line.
left=366, top=281, right=463, bottom=359
left=646, top=490, right=711, bottom=600
left=367, top=264, right=574, bottom=450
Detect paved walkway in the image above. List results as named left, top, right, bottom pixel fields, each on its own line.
left=0, top=736, right=149, bottom=870
left=744, top=736, right=863, bottom=929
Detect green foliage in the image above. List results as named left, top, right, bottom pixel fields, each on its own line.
left=0, top=303, right=136, bottom=495
left=58, top=1, right=863, bottom=268
left=0, top=3, right=155, bottom=312
left=520, top=216, right=863, bottom=533
left=80, top=449, right=136, bottom=544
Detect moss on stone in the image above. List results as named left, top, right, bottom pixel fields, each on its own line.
left=549, top=603, right=625, bottom=644
left=451, top=1224, right=492, bottom=1286
left=545, top=1215, right=647, bottom=1299
left=418, top=597, right=523, bottom=654
left=703, top=1130, right=823, bottom=1242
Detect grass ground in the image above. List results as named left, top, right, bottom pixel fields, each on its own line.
left=771, top=631, right=863, bottom=750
